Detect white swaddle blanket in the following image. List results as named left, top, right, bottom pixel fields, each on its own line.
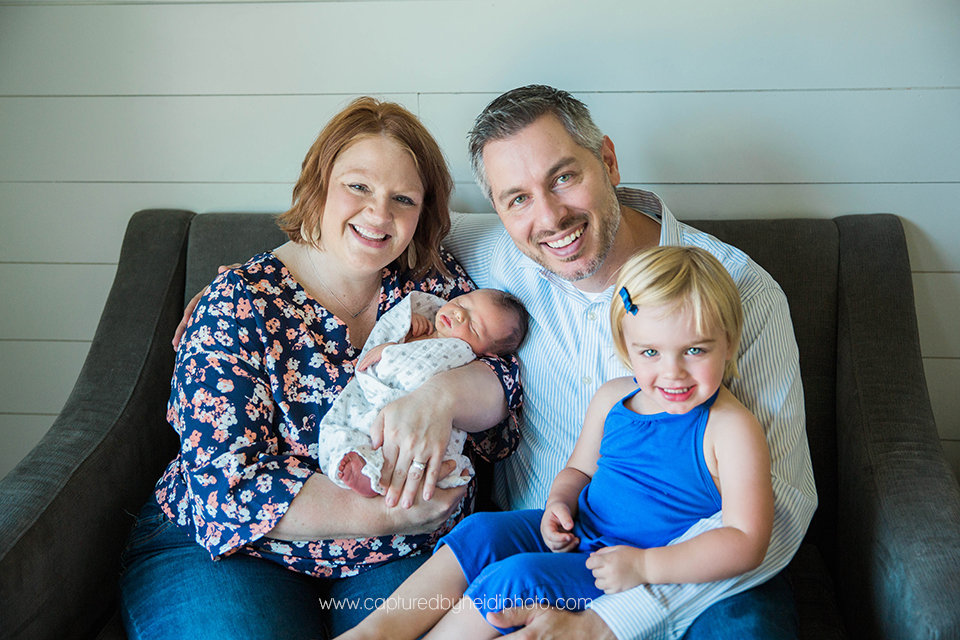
left=318, top=291, right=476, bottom=494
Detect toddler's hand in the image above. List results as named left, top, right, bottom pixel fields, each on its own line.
left=586, top=546, right=646, bottom=594
left=541, top=502, right=579, bottom=552
left=357, top=343, right=394, bottom=371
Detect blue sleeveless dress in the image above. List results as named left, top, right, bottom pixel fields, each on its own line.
left=438, top=388, right=723, bottom=632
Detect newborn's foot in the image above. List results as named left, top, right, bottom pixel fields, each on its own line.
left=338, top=452, right=379, bottom=498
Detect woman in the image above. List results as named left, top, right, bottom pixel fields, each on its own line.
left=119, top=98, right=522, bottom=640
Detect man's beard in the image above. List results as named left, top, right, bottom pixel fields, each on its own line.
left=527, top=186, right=621, bottom=283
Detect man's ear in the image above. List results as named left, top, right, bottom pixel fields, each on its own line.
left=601, top=135, right=621, bottom=187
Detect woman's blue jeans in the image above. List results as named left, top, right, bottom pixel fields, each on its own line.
left=119, top=496, right=797, bottom=639
left=118, top=496, right=428, bottom=640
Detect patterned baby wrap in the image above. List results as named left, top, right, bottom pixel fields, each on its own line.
left=317, top=291, right=477, bottom=493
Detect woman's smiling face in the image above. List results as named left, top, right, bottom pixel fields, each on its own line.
left=318, top=134, right=425, bottom=277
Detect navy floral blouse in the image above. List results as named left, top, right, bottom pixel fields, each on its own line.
left=155, top=249, right=522, bottom=578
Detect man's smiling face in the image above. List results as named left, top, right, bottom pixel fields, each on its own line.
left=482, top=114, right=623, bottom=287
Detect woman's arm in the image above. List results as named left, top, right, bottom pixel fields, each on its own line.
left=269, top=471, right=467, bottom=540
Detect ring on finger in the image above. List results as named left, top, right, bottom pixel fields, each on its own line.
left=410, top=460, right=427, bottom=473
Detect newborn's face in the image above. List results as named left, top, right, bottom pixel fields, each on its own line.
left=434, top=290, right=513, bottom=356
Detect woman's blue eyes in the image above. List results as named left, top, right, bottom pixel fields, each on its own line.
left=348, top=184, right=416, bottom=206
left=687, top=347, right=704, bottom=355
left=642, top=349, right=658, bottom=357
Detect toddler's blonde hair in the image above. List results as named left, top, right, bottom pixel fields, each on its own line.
left=610, top=246, right=744, bottom=381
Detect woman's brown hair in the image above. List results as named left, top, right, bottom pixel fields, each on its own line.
left=277, top=97, right=453, bottom=278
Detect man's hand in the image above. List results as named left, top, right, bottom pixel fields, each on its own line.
left=488, top=605, right=616, bottom=640
left=540, top=502, right=580, bottom=552
left=586, top=546, right=647, bottom=594
left=172, top=264, right=240, bottom=350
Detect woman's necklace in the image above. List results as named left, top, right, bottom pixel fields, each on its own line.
left=305, top=250, right=378, bottom=319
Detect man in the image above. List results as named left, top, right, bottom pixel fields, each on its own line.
left=439, top=85, right=817, bottom=639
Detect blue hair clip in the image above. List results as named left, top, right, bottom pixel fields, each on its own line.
left=619, top=287, right=638, bottom=315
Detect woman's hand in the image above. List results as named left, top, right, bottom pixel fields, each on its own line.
left=370, top=381, right=455, bottom=509
left=384, top=481, right=468, bottom=536
left=586, top=545, right=647, bottom=594
left=541, top=502, right=580, bottom=552
left=370, top=360, right=508, bottom=510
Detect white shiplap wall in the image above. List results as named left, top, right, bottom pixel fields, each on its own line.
left=1, top=0, right=958, bottom=480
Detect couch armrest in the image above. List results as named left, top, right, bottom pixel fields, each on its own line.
left=0, top=210, right=196, bottom=640
left=834, top=214, right=960, bottom=640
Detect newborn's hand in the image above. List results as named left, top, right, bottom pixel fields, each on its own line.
left=357, top=343, right=394, bottom=371
left=586, top=546, right=646, bottom=594
left=541, top=502, right=579, bottom=552
left=408, top=313, right=433, bottom=339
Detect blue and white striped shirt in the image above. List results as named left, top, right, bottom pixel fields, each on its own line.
left=443, top=188, right=817, bottom=640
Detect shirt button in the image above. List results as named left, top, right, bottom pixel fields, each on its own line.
left=582, top=376, right=592, bottom=386
left=587, top=311, right=597, bottom=321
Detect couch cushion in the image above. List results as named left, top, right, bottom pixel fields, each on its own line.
left=689, top=219, right=839, bottom=567
left=787, top=543, right=849, bottom=639
left=185, top=213, right=288, bottom=305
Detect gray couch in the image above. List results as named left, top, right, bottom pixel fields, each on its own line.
left=2, top=210, right=959, bottom=640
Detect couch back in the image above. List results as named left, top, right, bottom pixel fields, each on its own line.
left=184, top=213, right=840, bottom=567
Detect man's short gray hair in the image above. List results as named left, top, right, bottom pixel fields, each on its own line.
left=468, top=85, right=605, bottom=201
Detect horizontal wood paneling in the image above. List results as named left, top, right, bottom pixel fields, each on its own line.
left=924, top=358, right=960, bottom=441
left=0, top=94, right=416, bottom=183
left=942, top=441, right=960, bottom=484
left=0, top=183, right=293, bottom=264
left=419, top=90, right=960, bottom=186
left=0, top=414, right=55, bottom=481
left=3, top=182, right=959, bottom=272
left=0, top=264, right=116, bottom=341
left=455, top=181, right=960, bottom=273
left=0, top=341, right=90, bottom=415
left=914, top=273, right=960, bottom=358
left=3, top=90, right=958, bottom=184
left=1, top=0, right=958, bottom=96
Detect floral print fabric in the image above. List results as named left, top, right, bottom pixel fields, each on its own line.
left=155, top=250, right=521, bottom=578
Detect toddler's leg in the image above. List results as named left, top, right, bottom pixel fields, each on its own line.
left=465, top=551, right=604, bottom=635
left=335, top=545, right=467, bottom=640
left=423, top=595, right=499, bottom=640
